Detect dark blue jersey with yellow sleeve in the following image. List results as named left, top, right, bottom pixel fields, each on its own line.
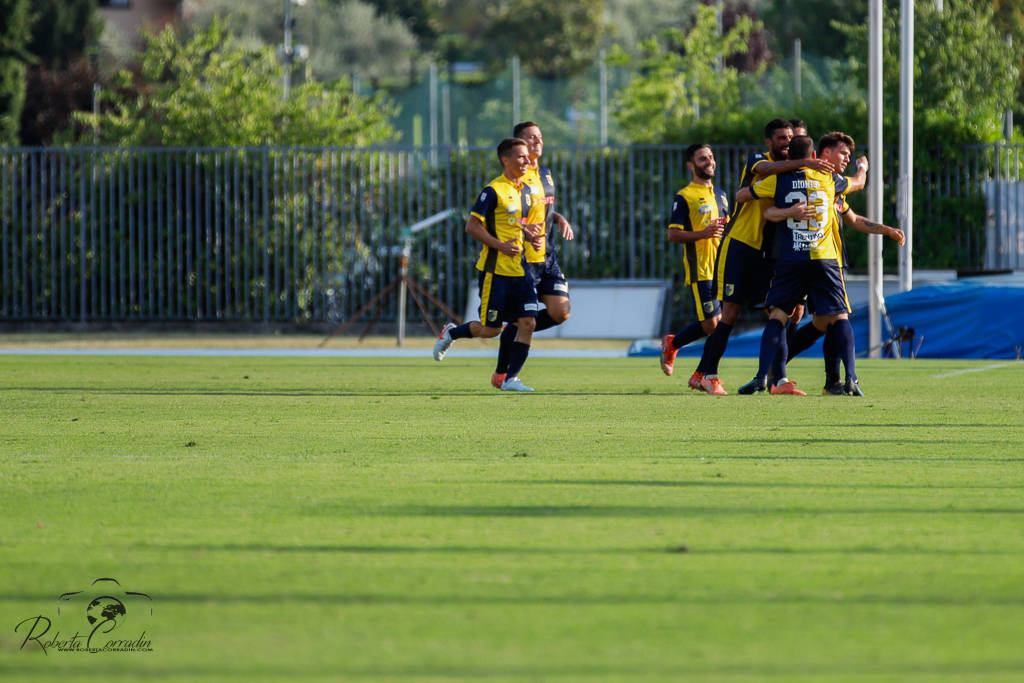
left=750, top=168, right=850, bottom=263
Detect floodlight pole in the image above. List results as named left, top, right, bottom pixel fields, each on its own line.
left=898, top=0, right=914, bottom=292
left=868, top=0, right=884, bottom=357
left=282, top=0, right=293, bottom=99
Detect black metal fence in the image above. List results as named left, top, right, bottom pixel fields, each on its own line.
left=0, top=144, right=1019, bottom=325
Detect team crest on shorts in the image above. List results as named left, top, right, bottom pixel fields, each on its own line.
left=703, top=301, right=715, bottom=313
left=487, top=309, right=498, bottom=322
left=725, top=284, right=735, bottom=296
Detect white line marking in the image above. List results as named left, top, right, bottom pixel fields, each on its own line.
left=933, top=363, right=1013, bottom=379
left=0, top=347, right=627, bottom=359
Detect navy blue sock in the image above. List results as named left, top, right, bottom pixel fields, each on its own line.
left=506, top=341, right=531, bottom=379
left=534, top=309, right=559, bottom=332
left=823, top=324, right=841, bottom=385
left=495, top=324, right=517, bottom=374
left=833, top=318, right=857, bottom=382
left=786, top=321, right=799, bottom=350
left=772, top=327, right=789, bottom=383
left=449, top=322, right=473, bottom=340
left=758, top=319, right=785, bottom=382
left=697, top=321, right=732, bottom=375
left=672, top=320, right=706, bottom=349
left=787, top=322, right=825, bottom=361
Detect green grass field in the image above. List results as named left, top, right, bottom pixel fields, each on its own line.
left=2, top=352, right=1024, bottom=682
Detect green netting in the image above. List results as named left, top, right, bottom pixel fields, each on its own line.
left=377, top=51, right=858, bottom=147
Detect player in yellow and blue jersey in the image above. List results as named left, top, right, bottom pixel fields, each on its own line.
left=658, top=143, right=730, bottom=394
left=773, top=131, right=901, bottom=395
left=491, top=121, right=576, bottom=389
left=737, top=135, right=851, bottom=395
left=696, top=119, right=836, bottom=387
left=432, top=137, right=545, bottom=392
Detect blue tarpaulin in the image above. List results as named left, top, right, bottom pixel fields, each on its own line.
left=632, top=272, right=1024, bottom=360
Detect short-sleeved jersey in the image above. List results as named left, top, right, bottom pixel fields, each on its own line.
left=470, top=173, right=536, bottom=277
left=750, top=168, right=850, bottom=263
left=522, top=165, right=554, bottom=264
left=724, top=151, right=774, bottom=249
left=835, top=195, right=852, bottom=268
left=668, top=181, right=729, bottom=284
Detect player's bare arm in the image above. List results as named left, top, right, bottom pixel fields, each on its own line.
left=763, top=202, right=816, bottom=223
left=845, top=156, right=869, bottom=193
left=465, top=215, right=522, bottom=256
left=667, top=216, right=726, bottom=244
left=552, top=211, right=575, bottom=240
left=735, top=186, right=755, bottom=204
left=754, top=157, right=836, bottom=177
left=842, top=208, right=906, bottom=246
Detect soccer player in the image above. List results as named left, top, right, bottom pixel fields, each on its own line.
left=738, top=134, right=851, bottom=395
left=491, top=121, right=575, bottom=389
left=432, top=137, right=544, bottom=392
left=659, top=143, right=730, bottom=394
left=780, top=132, right=903, bottom=395
left=698, top=119, right=835, bottom=387
left=781, top=131, right=867, bottom=363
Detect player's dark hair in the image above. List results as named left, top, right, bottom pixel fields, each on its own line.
left=788, top=135, right=814, bottom=160
left=818, top=131, right=855, bottom=153
left=685, top=143, right=712, bottom=165
left=513, top=121, right=540, bottom=138
left=788, top=118, right=808, bottom=134
left=496, top=137, right=527, bottom=161
left=764, top=118, right=792, bottom=139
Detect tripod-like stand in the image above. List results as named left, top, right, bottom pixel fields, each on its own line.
left=319, top=209, right=463, bottom=347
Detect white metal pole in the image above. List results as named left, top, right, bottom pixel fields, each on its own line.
left=868, top=0, right=884, bottom=357
left=282, top=0, right=292, bottom=99
left=599, top=49, right=608, bottom=146
left=794, top=38, right=802, bottom=101
left=511, top=56, right=521, bottom=126
left=429, top=62, right=438, bottom=164
left=898, top=0, right=914, bottom=292
left=1007, top=36, right=1015, bottom=141
left=397, top=241, right=410, bottom=347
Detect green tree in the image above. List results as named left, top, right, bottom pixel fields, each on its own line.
left=759, top=0, right=862, bottom=62
left=189, top=0, right=420, bottom=87
left=75, top=20, right=397, bottom=146
left=357, top=0, right=441, bottom=50
left=836, top=0, right=1019, bottom=143
left=609, top=4, right=762, bottom=143
left=485, top=0, right=606, bottom=79
left=0, top=0, right=34, bottom=145
left=26, top=0, right=102, bottom=69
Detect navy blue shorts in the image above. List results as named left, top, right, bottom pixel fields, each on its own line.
left=765, top=260, right=851, bottom=317
left=715, top=236, right=772, bottom=306
left=477, top=271, right=540, bottom=328
left=687, top=280, right=721, bottom=321
left=525, top=258, right=569, bottom=299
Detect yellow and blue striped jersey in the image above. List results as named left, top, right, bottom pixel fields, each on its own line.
left=668, top=182, right=729, bottom=284
left=522, top=165, right=553, bottom=264
left=724, top=151, right=773, bottom=249
left=470, top=174, right=536, bottom=277
left=750, top=168, right=850, bottom=263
